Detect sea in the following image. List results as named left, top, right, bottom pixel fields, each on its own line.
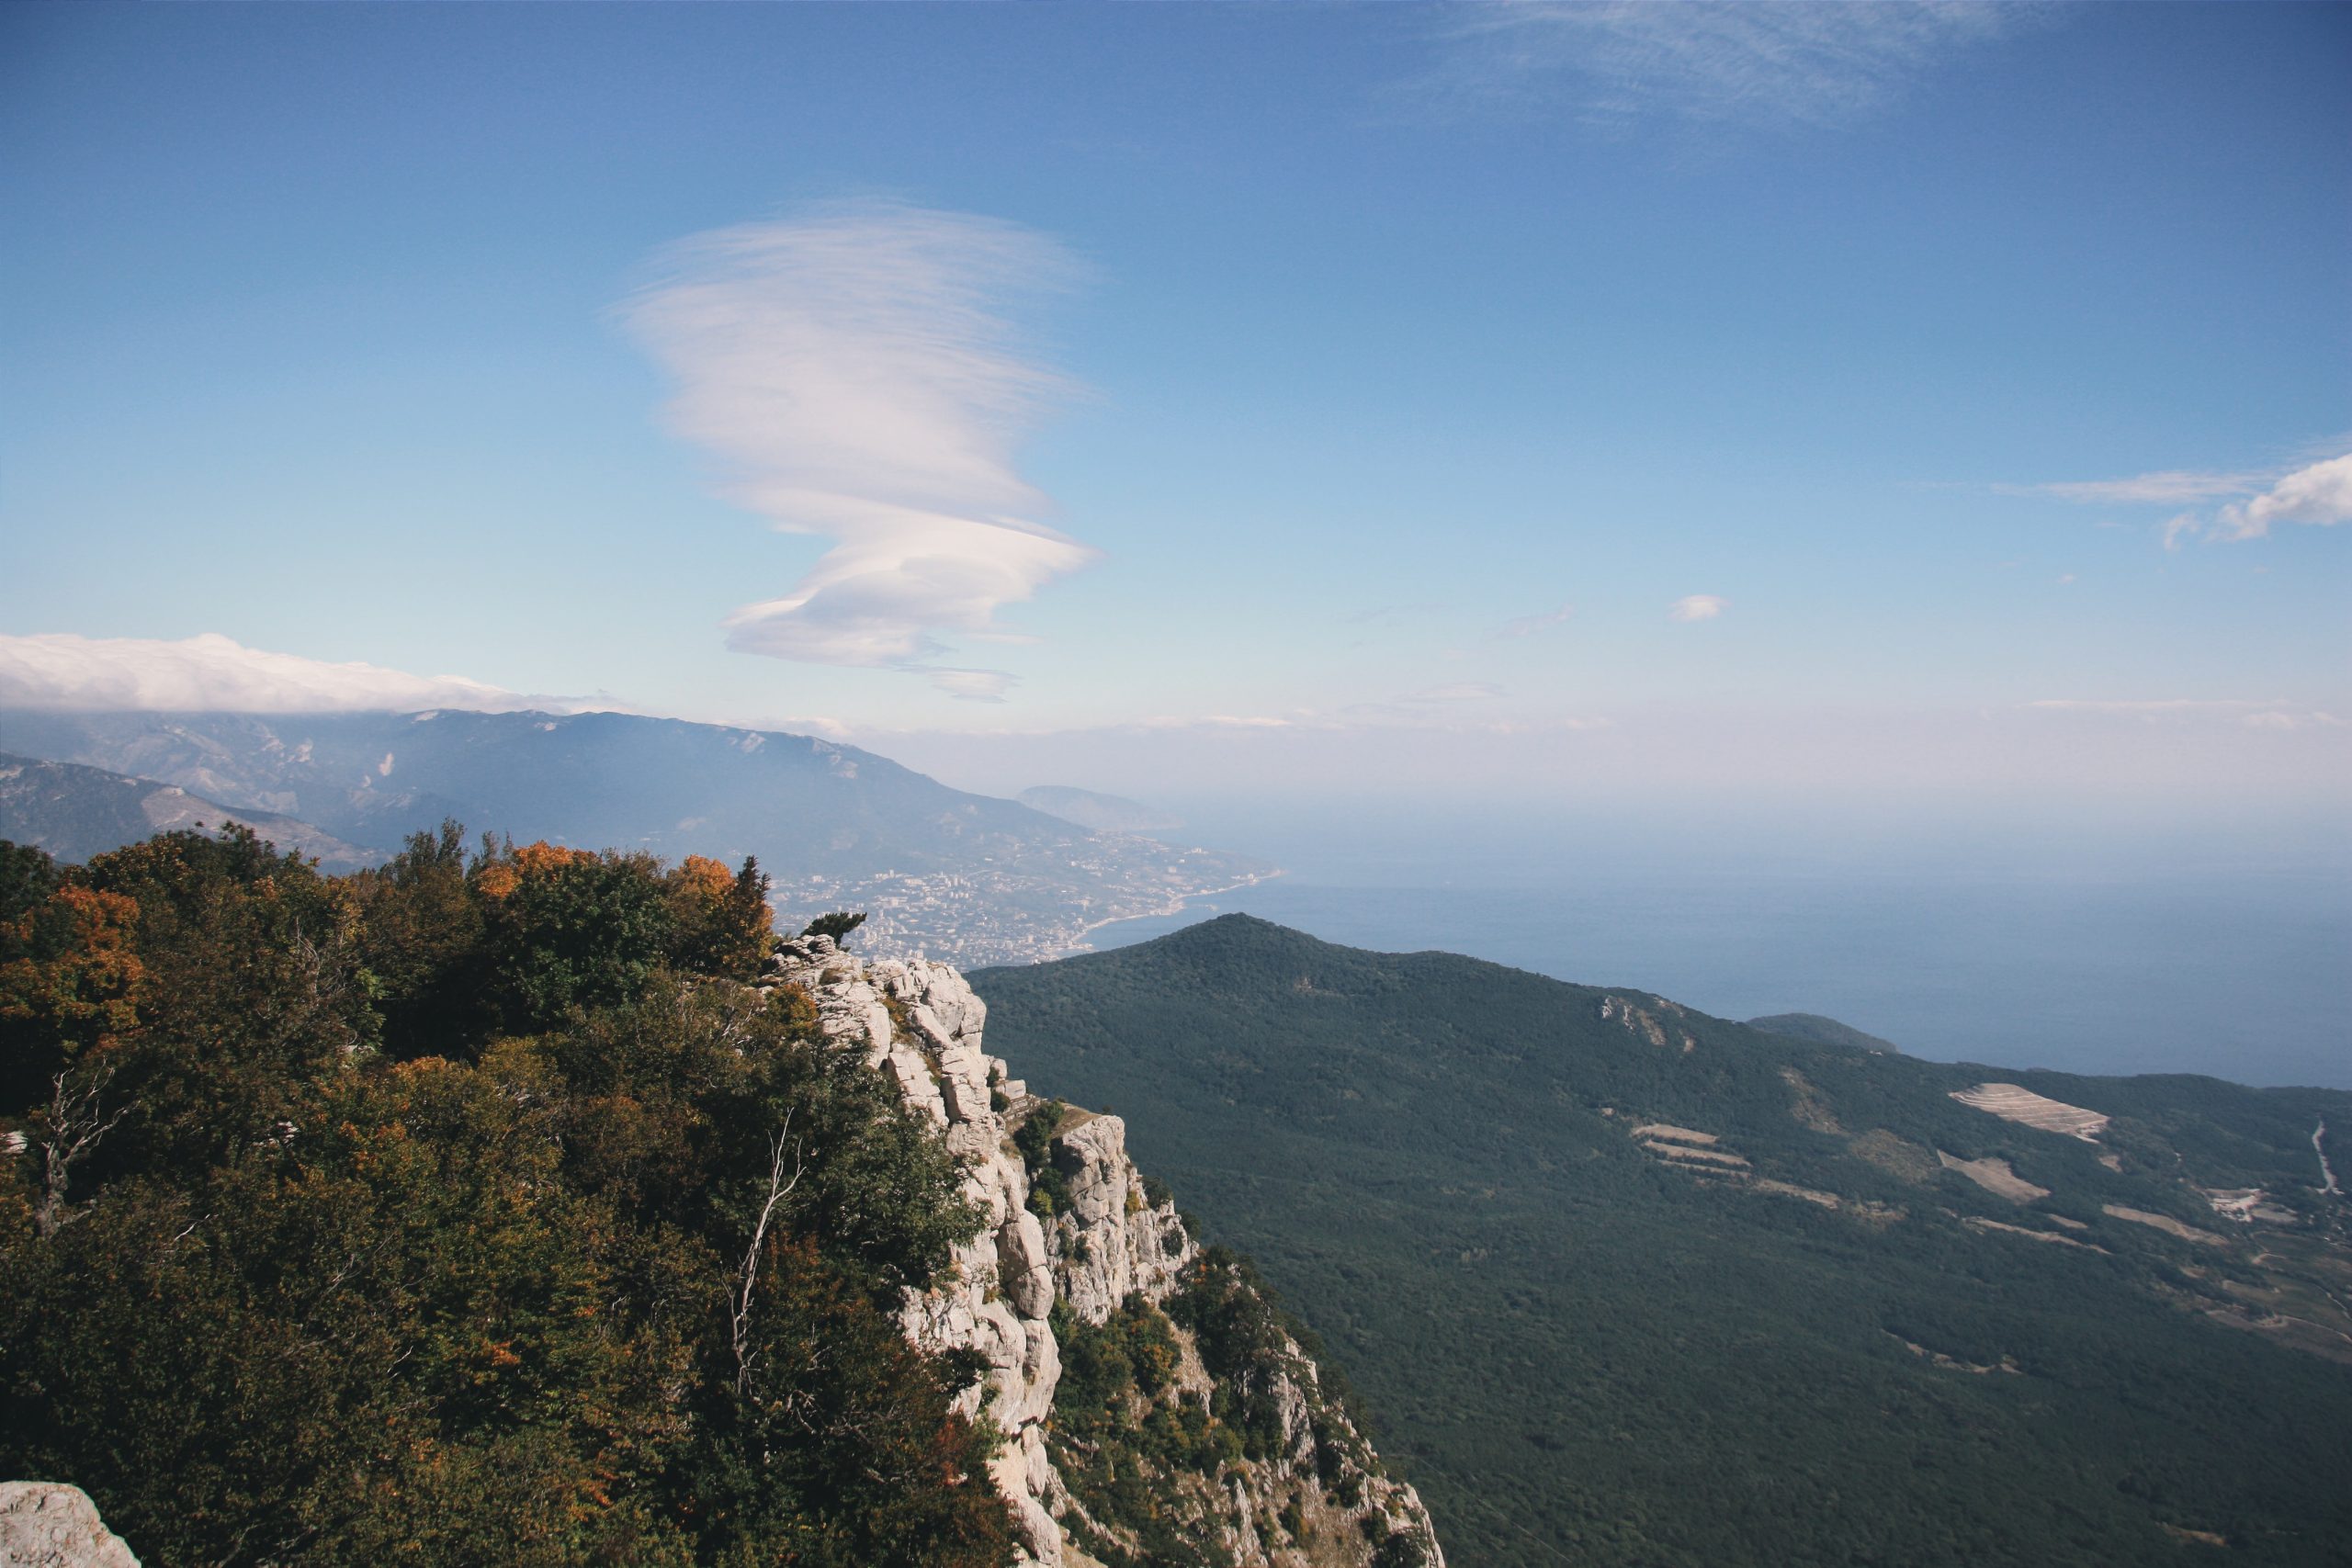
left=1079, top=801, right=2352, bottom=1090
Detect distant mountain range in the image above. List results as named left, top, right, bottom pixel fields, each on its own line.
left=0, top=751, right=382, bottom=873
left=975, top=915, right=2352, bottom=1567
left=0, top=709, right=1270, bottom=965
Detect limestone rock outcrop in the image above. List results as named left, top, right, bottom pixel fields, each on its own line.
left=767, top=931, right=1443, bottom=1568
left=0, top=1483, right=140, bottom=1568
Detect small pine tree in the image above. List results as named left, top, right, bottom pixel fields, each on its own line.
left=801, top=910, right=866, bottom=946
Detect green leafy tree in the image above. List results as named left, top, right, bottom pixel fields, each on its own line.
left=0, top=841, right=60, bottom=925
left=473, top=841, right=675, bottom=1032
left=352, top=819, right=491, bottom=1059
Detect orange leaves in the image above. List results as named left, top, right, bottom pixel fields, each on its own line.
left=514, top=841, right=595, bottom=877
left=470, top=863, right=519, bottom=901
left=673, top=855, right=734, bottom=905
left=0, top=883, right=147, bottom=1061
left=471, top=841, right=594, bottom=902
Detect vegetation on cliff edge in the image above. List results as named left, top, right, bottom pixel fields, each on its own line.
left=0, top=825, right=1012, bottom=1567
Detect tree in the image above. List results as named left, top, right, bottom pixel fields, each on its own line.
left=474, top=841, right=675, bottom=1032
left=352, top=820, right=490, bottom=1059
left=0, top=842, right=60, bottom=926
left=666, top=855, right=775, bottom=981
left=801, top=910, right=866, bottom=946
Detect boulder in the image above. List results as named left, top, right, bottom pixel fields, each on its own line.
left=0, top=1483, right=139, bottom=1568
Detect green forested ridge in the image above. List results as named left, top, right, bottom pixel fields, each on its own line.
left=0, top=826, right=1013, bottom=1565
left=973, top=914, right=2352, bottom=1568
left=1744, top=1010, right=1902, bottom=1055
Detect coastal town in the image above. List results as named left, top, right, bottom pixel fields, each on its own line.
left=769, top=836, right=1276, bottom=968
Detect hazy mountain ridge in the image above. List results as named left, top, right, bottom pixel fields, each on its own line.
left=1018, top=786, right=1182, bottom=835
left=0, top=710, right=1269, bottom=966
left=0, top=751, right=382, bottom=874
left=974, top=915, right=2352, bottom=1566
left=1745, top=1010, right=1902, bottom=1055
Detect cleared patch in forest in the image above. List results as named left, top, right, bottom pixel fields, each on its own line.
left=2103, top=1205, right=2227, bottom=1247
left=1964, top=1217, right=2109, bottom=1254
left=1950, top=1083, right=2109, bottom=1141
left=1937, top=1150, right=2051, bottom=1203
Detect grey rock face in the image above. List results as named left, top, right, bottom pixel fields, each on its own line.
left=770, top=933, right=1067, bottom=1566
left=0, top=1483, right=140, bottom=1568
left=765, top=933, right=1444, bottom=1568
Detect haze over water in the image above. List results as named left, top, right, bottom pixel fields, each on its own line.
left=1085, top=803, right=2352, bottom=1091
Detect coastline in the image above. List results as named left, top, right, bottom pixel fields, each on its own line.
left=1059, top=867, right=1286, bottom=957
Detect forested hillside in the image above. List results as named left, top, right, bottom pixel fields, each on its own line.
left=0, top=826, right=1013, bottom=1564
left=975, top=915, right=2352, bottom=1567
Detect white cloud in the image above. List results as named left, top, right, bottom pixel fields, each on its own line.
left=2024, top=469, right=2265, bottom=506
left=1430, top=2, right=2026, bottom=132
left=1498, top=603, right=1575, bottom=638
left=2018, top=451, right=2351, bottom=547
left=0, top=633, right=599, bottom=715
left=2213, top=454, right=2352, bottom=542
left=928, top=669, right=1016, bottom=704
left=1669, top=594, right=1726, bottom=622
left=619, top=202, right=1095, bottom=698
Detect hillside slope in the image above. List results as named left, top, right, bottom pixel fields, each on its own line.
left=1745, top=1010, right=1902, bottom=1055
left=974, top=915, right=2352, bottom=1567
left=1, top=834, right=1425, bottom=1568
left=0, top=710, right=1266, bottom=965
left=772, top=929, right=1442, bottom=1568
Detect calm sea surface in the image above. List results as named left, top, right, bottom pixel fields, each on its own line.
left=1077, top=806, right=2351, bottom=1090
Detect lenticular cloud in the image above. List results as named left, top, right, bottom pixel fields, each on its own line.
left=620, top=203, right=1096, bottom=697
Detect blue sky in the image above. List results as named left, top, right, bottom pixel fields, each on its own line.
left=2, top=2, right=2346, bottom=815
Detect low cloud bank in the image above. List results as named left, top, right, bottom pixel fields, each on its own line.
left=0, top=633, right=601, bottom=716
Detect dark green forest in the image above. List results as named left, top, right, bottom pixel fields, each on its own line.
left=0, top=826, right=1013, bottom=1565
left=975, top=914, right=2352, bottom=1568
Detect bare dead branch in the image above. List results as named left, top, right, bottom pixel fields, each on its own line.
left=35, top=1060, right=129, bottom=1238
left=730, top=1112, right=805, bottom=1397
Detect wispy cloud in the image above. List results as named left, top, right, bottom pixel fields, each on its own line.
left=2241, top=709, right=2345, bottom=731
left=1498, top=603, right=1575, bottom=638
left=2017, top=469, right=2267, bottom=507
left=2025, top=698, right=2272, bottom=715
left=2023, top=697, right=2342, bottom=729
left=1402, top=682, right=1506, bottom=705
left=1426, top=2, right=2027, bottom=133
left=620, top=202, right=1095, bottom=698
left=2018, top=451, right=2352, bottom=547
left=1669, top=594, right=1726, bottom=622
left=927, top=669, right=1016, bottom=704
left=0, top=633, right=603, bottom=716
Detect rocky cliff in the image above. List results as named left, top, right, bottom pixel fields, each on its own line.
left=767, top=932, right=1443, bottom=1568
